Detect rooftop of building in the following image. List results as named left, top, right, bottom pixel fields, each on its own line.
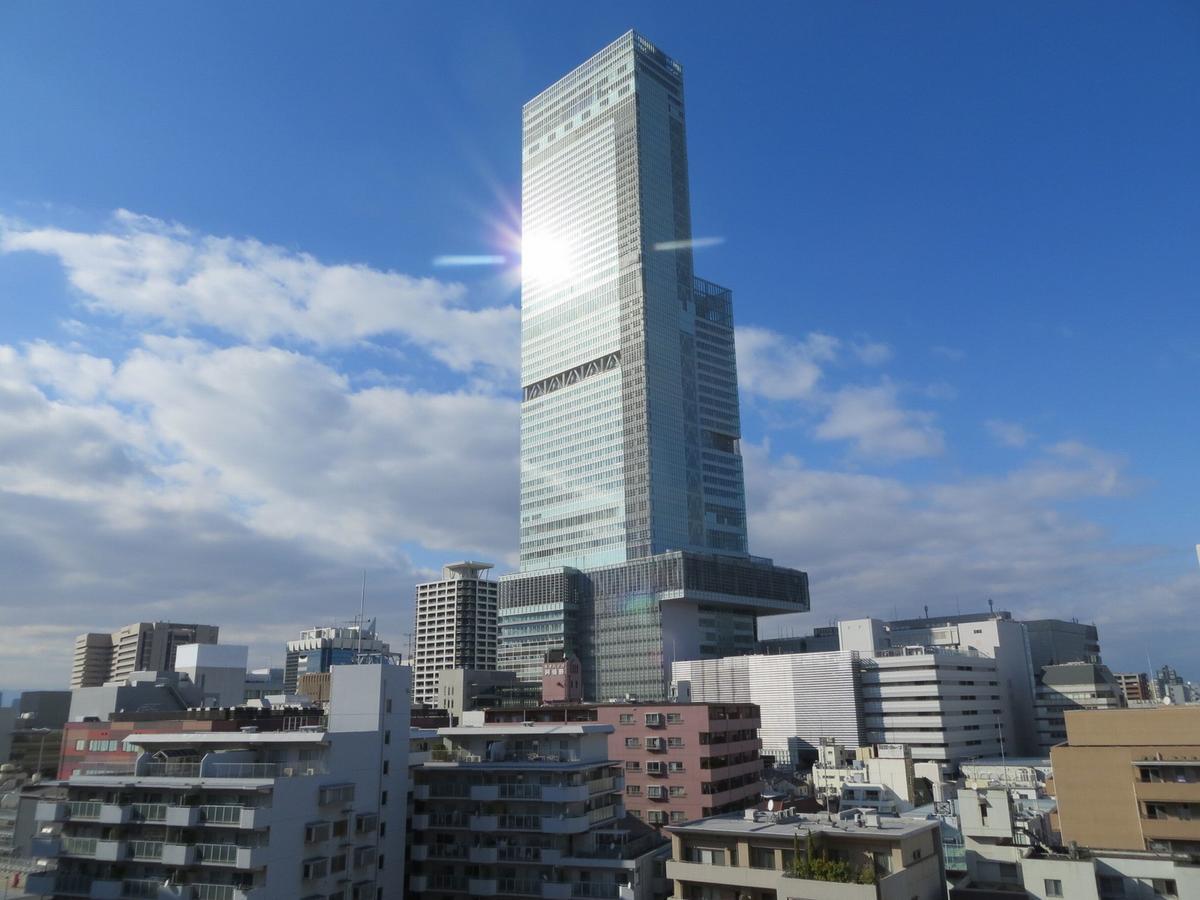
left=667, top=808, right=937, bottom=841
left=439, top=723, right=613, bottom=737
left=128, top=731, right=327, bottom=745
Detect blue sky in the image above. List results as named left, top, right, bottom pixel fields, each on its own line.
left=0, top=2, right=1196, bottom=689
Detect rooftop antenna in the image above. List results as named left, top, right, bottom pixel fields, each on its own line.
left=357, top=570, right=366, bottom=659
left=923, top=605, right=929, bottom=620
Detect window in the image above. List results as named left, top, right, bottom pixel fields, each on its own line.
left=626, top=785, right=642, bottom=796
left=749, top=846, right=776, bottom=869
left=385, top=699, right=392, bottom=713
left=668, top=761, right=685, bottom=773
left=1044, top=879, right=1063, bottom=898
left=625, top=761, right=641, bottom=772
left=75, top=739, right=86, bottom=751
left=1099, top=876, right=1125, bottom=897
left=619, top=714, right=634, bottom=724
left=645, top=713, right=663, bottom=726
left=625, top=737, right=640, bottom=748
left=302, top=857, right=329, bottom=880
left=1152, top=879, right=1178, bottom=898
left=669, top=786, right=686, bottom=797
left=646, top=761, right=664, bottom=775
left=667, top=713, right=682, bottom=724
left=647, top=785, right=666, bottom=799
left=647, top=810, right=667, bottom=825
left=380, top=790, right=387, bottom=806
left=304, top=821, right=331, bottom=843
left=382, top=760, right=389, bottom=775
left=354, top=813, right=378, bottom=834
left=684, top=846, right=725, bottom=866
left=667, top=737, right=684, bottom=748
left=670, top=811, right=687, bottom=822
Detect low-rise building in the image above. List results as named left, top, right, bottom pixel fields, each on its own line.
left=811, top=740, right=922, bottom=811
left=28, top=663, right=410, bottom=899
left=175, top=643, right=250, bottom=707
left=1115, top=672, right=1153, bottom=705
left=665, top=807, right=946, bottom=900
left=435, top=668, right=518, bottom=723
left=409, top=722, right=666, bottom=900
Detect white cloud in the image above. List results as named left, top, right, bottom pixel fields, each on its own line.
left=986, top=418, right=1034, bottom=448
left=852, top=340, right=893, bottom=366
left=0, top=211, right=520, bottom=375
left=736, top=326, right=839, bottom=401
left=746, top=444, right=1199, bottom=671
left=815, top=382, right=944, bottom=459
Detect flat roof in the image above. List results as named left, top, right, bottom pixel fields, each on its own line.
left=439, top=724, right=613, bottom=737
left=129, top=732, right=326, bottom=744
left=668, top=811, right=936, bottom=841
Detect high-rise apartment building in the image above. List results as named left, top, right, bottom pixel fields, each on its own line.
left=481, top=702, right=764, bottom=827
left=70, top=621, right=219, bottom=688
left=409, top=722, right=666, bottom=899
left=1115, top=672, right=1152, bottom=704
left=1034, top=662, right=1123, bottom=754
left=504, top=31, right=809, bottom=701
left=30, top=663, right=411, bottom=899
left=412, top=562, right=499, bottom=707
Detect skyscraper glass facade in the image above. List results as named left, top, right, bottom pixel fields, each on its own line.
left=504, top=31, right=811, bottom=701
left=520, top=31, right=749, bottom=572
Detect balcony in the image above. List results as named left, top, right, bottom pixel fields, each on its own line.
left=1135, top=781, right=1200, bottom=803
left=542, top=814, right=591, bottom=834
left=166, top=806, right=201, bottom=827
left=192, top=885, right=259, bottom=900
left=199, top=805, right=262, bottom=829
left=469, top=878, right=499, bottom=895
left=469, top=814, right=499, bottom=831
left=471, top=784, right=500, bottom=801
left=411, top=814, right=430, bottom=830
left=36, top=800, right=68, bottom=822
left=30, top=834, right=61, bottom=857
left=163, top=842, right=197, bottom=865
left=541, top=785, right=588, bottom=803
left=196, top=843, right=240, bottom=865
left=412, top=784, right=430, bottom=801
left=409, top=876, right=428, bottom=894
left=469, top=845, right=499, bottom=863
left=571, top=883, right=620, bottom=899
left=1140, top=817, right=1200, bottom=841
left=410, top=844, right=428, bottom=861
left=543, top=884, right=573, bottom=900
left=499, top=878, right=542, bottom=896
left=89, top=881, right=123, bottom=900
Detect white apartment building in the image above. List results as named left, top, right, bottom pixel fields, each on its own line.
left=28, top=663, right=410, bottom=900
left=412, top=562, right=499, bottom=707
left=672, top=651, right=863, bottom=764
left=409, top=722, right=666, bottom=900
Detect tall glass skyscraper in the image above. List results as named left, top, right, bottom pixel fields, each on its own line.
left=502, top=31, right=810, bottom=700
left=520, top=31, right=747, bottom=572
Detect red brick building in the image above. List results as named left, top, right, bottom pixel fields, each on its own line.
left=484, top=701, right=762, bottom=827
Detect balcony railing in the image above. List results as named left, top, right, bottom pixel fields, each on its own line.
left=122, top=879, right=165, bottom=898
left=131, top=803, right=168, bottom=822
left=500, top=878, right=543, bottom=895
left=62, top=835, right=98, bottom=856
left=67, top=800, right=102, bottom=819
left=572, top=883, right=620, bottom=899
left=196, top=842, right=240, bottom=864
left=200, top=805, right=244, bottom=824
left=192, top=885, right=237, bottom=900
left=498, top=814, right=542, bottom=830
left=129, top=840, right=164, bottom=860
left=499, top=783, right=542, bottom=799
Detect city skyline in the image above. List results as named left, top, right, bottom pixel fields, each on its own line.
left=0, top=4, right=1197, bottom=690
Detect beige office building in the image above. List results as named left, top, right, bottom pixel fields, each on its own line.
left=70, top=621, right=219, bottom=688
left=1052, top=706, right=1200, bottom=854
left=666, top=809, right=945, bottom=900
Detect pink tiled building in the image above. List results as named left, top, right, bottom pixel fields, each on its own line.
left=484, top=701, right=763, bottom=827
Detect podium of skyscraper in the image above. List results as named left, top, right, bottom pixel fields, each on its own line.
left=499, top=31, right=810, bottom=700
